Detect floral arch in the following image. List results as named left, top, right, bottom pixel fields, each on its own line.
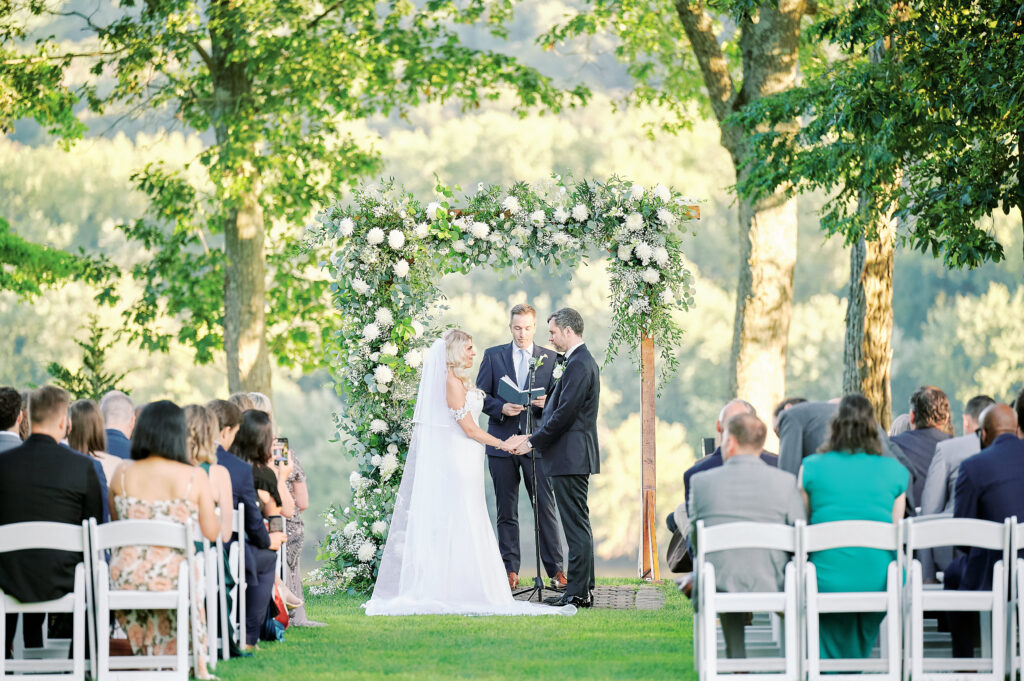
left=306, top=177, right=699, bottom=594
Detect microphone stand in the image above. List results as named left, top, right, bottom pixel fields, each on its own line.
left=513, top=356, right=547, bottom=603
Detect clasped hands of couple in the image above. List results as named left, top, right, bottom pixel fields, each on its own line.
left=498, top=434, right=533, bottom=455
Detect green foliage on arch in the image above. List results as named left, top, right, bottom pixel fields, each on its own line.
left=305, top=176, right=699, bottom=593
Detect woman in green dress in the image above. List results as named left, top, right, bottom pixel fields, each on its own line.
left=800, top=394, right=909, bottom=659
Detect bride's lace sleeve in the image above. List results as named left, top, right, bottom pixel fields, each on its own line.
left=448, top=404, right=470, bottom=421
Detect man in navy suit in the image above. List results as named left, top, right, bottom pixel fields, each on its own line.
left=950, top=403, right=1024, bottom=656
left=207, top=399, right=284, bottom=650
left=477, top=303, right=564, bottom=591
left=513, top=308, right=601, bottom=608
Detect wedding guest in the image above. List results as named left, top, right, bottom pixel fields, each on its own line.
left=891, top=386, right=953, bottom=506
left=888, top=413, right=912, bottom=437
left=247, top=392, right=324, bottom=626
left=208, top=399, right=283, bottom=647
left=17, top=390, right=30, bottom=441
left=229, top=392, right=255, bottom=412
left=688, top=413, right=804, bottom=658
left=950, top=403, right=1024, bottom=657
left=800, top=394, right=908, bottom=659
left=476, top=303, right=565, bottom=591
left=185, top=404, right=234, bottom=543
left=0, top=386, right=103, bottom=657
left=918, top=395, right=995, bottom=580
left=99, top=390, right=135, bottom=459
left=683, top=399, right=777, bottom=510
left=0, top=387, right=23, bottom=453
left=68, top=399, right=122, bottom=486
left=109, top=400, right=219, bottom=678
left=231, top=409, right=294, bottom=519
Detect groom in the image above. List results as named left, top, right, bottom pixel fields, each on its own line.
left=512, top=307, right=600, bottom=608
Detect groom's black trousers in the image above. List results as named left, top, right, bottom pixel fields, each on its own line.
left=487, top=454, right=563, bottom=577
left=551, top=474, right=595, bottom=599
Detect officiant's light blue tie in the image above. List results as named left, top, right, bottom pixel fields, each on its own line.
left=516, top=348, right=529, bottom=390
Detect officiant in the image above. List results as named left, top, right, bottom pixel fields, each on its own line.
left=476, top=303, right=567, bottom=591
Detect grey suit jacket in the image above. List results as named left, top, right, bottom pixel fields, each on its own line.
left=0, top=431, right=22, bottom=453
left=688, top=455, right=806, bottom=594
left=918, top=433, right=981, bottom=579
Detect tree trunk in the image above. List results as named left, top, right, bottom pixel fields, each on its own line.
left=843, top=198, right=895, bottom=430
left=224, top=188, right=273, bottom=397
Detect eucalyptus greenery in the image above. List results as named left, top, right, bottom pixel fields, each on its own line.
left=305, top=177, right=699, bottom=593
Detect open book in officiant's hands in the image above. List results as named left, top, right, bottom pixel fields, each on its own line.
left=497, top=375, right=546, bottom=406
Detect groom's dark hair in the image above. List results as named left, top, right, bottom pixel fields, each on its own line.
left=548, top=308, right=584, bottom=336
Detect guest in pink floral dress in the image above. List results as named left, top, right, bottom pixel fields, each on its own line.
left=108, top=400, right=220, bottom=680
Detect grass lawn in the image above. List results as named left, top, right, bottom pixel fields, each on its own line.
left=213, top=579, right=696, bottom=680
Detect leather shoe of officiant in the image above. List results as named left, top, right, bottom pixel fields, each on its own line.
left=544, top=592, right=592, bottom=608
left=548, top=571, right=567, bottom=591
left=508, top=572, right=520, bottom=589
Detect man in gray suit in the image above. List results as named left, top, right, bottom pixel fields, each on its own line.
left=689, top=412, right=806, bottom=659
left=918, top=394, right=995, bottom=580
left=0, top=387, right=24, bottom=453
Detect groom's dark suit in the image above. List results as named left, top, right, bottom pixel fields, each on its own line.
left=529, top=343, right=600, bottom=600
left=477, top=342, right=564, bottom=578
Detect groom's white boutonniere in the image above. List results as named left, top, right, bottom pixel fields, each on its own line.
left=552, top=364, right=564, bottom=383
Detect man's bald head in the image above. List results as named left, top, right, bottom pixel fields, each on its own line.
left=100, top=390, right=135, bottom=436
left=716, top=399, right=756, bottom=439
left=979, top=403, right=1018, bottom=448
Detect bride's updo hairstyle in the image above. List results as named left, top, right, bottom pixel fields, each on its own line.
left=444, top=329, right=474, bottom=390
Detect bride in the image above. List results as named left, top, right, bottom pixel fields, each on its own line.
left=364, top=329, right=576, bottom=616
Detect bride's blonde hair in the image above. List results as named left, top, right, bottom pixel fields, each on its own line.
left=444, top=329, right=474, bottom=390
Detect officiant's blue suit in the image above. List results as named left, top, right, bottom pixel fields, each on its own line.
left=477, top=342, right=564, bottom=579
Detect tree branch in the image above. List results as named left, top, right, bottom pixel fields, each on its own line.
left=2, top=50, right=121, bottom=66
left=672, top=0, right=735, bottom=124
left=309, top=1, right=346, bottom=28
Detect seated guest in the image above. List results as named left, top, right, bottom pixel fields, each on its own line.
left=891, top=385, right=953, bottom=507
left=888, top=413, right=911, bottom=437
left=950, top=403, right=1024, bottom=657
left=682, top=399, right=777, bottom=510
left=69, top=399, right=123, bottom=486
left=185, top=404, right=234, bottom=543
left=0, top=386, right=103, bottom=657
left=918, top=395, right=995, bottom=580
left=17, top=390, right=30, bottom=441
left=0, top=387, right=23, bottom=453
left=688, top=413, right=805, bottom=659
left=801, top=394, right=908, bottom=660
left=207, top=399, right=284, bottom=649
left=229, top=392, right=256, bottom=412
left=231, top=409, right=295, bottom=520
left=99, top=390, right=135, bottom=460
left=108, top=400, right=219, bottom=679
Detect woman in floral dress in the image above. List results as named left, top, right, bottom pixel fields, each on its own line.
left=108, top=400, right=221, bottom=679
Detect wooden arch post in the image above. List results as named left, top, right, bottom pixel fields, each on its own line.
left=639, top=334, right=659, bottom=581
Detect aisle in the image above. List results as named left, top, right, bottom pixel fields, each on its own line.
left=214, top=580, right=691, bottom=681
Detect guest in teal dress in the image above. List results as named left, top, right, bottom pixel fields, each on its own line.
left=800, top=394, right=909, bottom=660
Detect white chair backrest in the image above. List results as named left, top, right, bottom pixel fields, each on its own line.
left=698, top=521, right=798, bottom=553
left=0, top=521, right=85, bottom=552
left=907, top=517, right=1008, bottom=552
left=804, top=520, right=900, bottom=553
left=92, top=519, right=190, bottom=552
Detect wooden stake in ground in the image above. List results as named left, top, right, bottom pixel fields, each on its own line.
left=640, top=334, right=659, bottom=581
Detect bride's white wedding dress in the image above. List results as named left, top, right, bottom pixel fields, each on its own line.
left=364, top=338, right=575, bottom=616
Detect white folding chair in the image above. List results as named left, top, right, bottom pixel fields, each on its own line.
left=694, top=520, right=800, bottom=681
left=0, top=521, right=90, bottom=680
left=226, top=503, right=246, bottom=652
left=802, top=520, right=902, bottom=681
left=194, top=522, right=218, bottom=671
left=1009, top=518, right=1022, bottom=681
left=904, top=516, right=1010, bottom=681
left=90, top=519, right=197, bottom=681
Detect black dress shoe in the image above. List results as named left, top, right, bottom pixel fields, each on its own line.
left=543, top=592, right=592, bottom=608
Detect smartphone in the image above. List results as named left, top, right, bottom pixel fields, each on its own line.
left=700, top=437, right=716, bottom=458
left=273, top=437, right=289, bottom=465
left=267, top=515, right=286, bottom=533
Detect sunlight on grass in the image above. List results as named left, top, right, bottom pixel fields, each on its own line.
left=213, top=580, right=695, bottom=681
